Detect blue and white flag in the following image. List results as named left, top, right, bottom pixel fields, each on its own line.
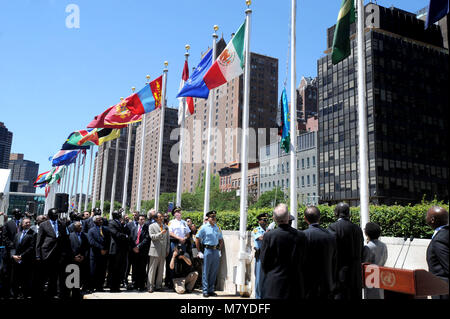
left=51, top=150, right=79, bottom=167
left=176, top=49, right=212, bottom=99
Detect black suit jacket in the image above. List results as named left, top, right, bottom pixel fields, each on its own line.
left=260, top=224, right=307, bottom=299
left=69, top=231, right=90, bottom=259
left=328, top=218, right=364, bottom=297
left=427, top=225, right=449, bottom=280
left=303, top=224, right=337, bottom=299
left=130, top=224, right=150, bottom=255
left=35, top=219, right=70, bottom=261
left=88, top=226, right=111, bottom=256
left=108, top=219, right=130, bottom=254
left=11, top=228, right=36, bottom=263
left=4, top=219, right=21, bottom=250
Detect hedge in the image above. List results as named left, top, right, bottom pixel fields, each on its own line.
left=181, top=202, right=448, bottom=239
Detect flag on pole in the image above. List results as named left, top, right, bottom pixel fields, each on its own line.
left=104, top=101, right=142, bottom=126
left=178, top=60, right=195, bottom=124
left=48, top=166, right=65, bottom=185
left=61, top=130, right=93, bottom=150
left=331, top=0, right=355, bottom=65
left=78, top=128, right=120, bottom=146
left=177, top=49, right=212, bottom=99
left=425, top=0, right=449, bottom=29
left=203, top=20, right=246, bottom=90
left=34, top=170, right=50, bottom=187
left=51, top=150, right=79, bottom=167
left=279, top=88, right=290, bottom=153
left=125, top=76, right=163, bottom=115
left=87, top=106, right=128, bottom=129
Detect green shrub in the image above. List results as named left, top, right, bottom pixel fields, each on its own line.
left=181, top=201, right=448, bottom=239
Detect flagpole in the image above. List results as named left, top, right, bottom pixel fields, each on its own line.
left=91, top=146, right=99, bottom=210
left=109, top=107, right=123, bottom=218
left=79, top=151, right=86, bottom=212
left=136, top=87, right=148, bottom=213
left=356, top=0, right=370, bottom=230
left=100, top=141, right=110, bottom=213
left=155, top=62, right=168, bottom=212
left=203, top=25, right=218, bottom=218
left=69, top=156, right=77, bottom=211
left=84, top=146, right=94, bottom=211
left=289, top=0, right=298, bottom=229
left=176, top=45, right=190, bottom=208
left=74, top=153, right=81, bottom=211
left=64, top=164, right=71, bottom=194
left=237, top=1, right=252, bottom=293
left=122, top=85, right=138, bottom=212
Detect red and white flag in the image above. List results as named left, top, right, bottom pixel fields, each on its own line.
left=178, top=60, right=195, bottom=125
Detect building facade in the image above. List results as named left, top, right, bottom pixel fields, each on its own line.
left=92, top=124, right=137, bottom=209
left=130, top=107, right=179, bottom=210
left=8, top=153, right=39, bottom=193
left=0, top=122, right=13, bottom=170
left=219, top=164, right=260, bottom=201
left=297, top=76, right=318, bottom=125
left=260, top=131, right=319, bottom=205
left=181, top=46, right=279, bottom=194
left=318, top=3, right=449, bottom=205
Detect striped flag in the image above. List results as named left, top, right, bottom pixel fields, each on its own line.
left=203, top=20, right=246, bottom=89
left=331, top=0, right=356, bottom=65
left=178, top=60, right=195, bottom=124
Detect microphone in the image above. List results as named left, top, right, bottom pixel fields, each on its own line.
left=393, top=236, right=408, bottom=268
left=401, top=236, right=414, bottom=269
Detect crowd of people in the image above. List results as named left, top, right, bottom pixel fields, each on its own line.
left=253, top=203, right=449, bottom=300
left=0, top=206, right=222, bottom=300
left=0, top=202, right=448, bottom=300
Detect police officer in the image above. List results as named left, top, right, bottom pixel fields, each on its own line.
left=253, top=212, right=269, bottom=299
left=195, top=210, right=223, bottom=298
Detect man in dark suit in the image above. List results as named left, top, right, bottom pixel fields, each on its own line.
left=303, top=206, right=337, bottom=299
left=426, top=206, right=449, bottom=299
left=35, top=208, right=71, bottom=299
left=125, top=210, right=140, bottom=289
left=2, top=208, right=23, bottom=298
left=10, top=218, right=35, bottom=299
left=87, top=215, right=110, bottom=292
left=107, top=210, right=130, bottom=292
left=328, top=202, right=364, bottom=300
left=260, top=203, right=307, bottom=299
left=129, top=214, right=150, bottom=291
left=83, top=208, right=108, bottom=234
left=69, top=221, right=90, bottom=295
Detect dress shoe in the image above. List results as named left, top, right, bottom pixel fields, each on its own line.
left=203, top=293, right=209, bottom=298
left=209, top=292, right=217, bottom=297
left=148, top=287, right=154, bottom=293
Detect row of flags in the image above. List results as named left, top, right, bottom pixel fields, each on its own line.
left=34, top=0, right=447, bottom=197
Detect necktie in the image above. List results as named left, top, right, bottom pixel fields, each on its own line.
left=136, top=226, right=142, bottom=245
left=19, top=231, right=27, bottom=243
left=53, top=221, right=59, bottom=237
left=77, top=233, right=81, bottom=243
left=99, top=226, right=104, bottom=237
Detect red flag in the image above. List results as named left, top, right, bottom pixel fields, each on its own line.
left=87, top=106, right=128, bottom=129
left=182, top=61, right=195, bottom=115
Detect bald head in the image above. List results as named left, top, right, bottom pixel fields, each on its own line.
left=334, top=202, right=350, bottom=219
left=304, top=206, right=321, bottom=224
left=426, top=206, right=448, bottom=229
left=273, top=203, right=289, bottom=225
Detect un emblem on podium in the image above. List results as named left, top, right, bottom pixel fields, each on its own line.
left=380, top=271, right=396, bottom=288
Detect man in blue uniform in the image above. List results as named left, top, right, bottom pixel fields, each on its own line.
left=253, top=212, right=269, bottom=299
left=195, top=210, right=223, bottom=298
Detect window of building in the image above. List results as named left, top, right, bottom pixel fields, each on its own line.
left=302, top=176, right=305, bottom=187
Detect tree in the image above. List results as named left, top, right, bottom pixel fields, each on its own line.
left=250, top=187, right=286, bottom=209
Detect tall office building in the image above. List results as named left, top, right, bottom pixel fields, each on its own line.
left=318, top=3, right=449, bottom=205
left=9, top=153, right=39, bottom=193
left=181, top=42, right=279, bottom=193
left=130, top=107, right=179, bottom=209
left=92, top=124, right=137, bottom=208
left=0, top=122, right=13, bottom=169
left=296, top=76, right=318, bottom=126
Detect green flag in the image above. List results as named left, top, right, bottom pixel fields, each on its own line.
left=331, top=0, right=355, bottom=65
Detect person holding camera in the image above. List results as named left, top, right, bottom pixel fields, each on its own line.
left=170, top=244, right=198, bottom=294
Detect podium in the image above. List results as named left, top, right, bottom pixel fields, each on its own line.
left=362, top=263, right=449, bottom=299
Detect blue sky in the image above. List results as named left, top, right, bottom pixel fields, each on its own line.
left=0, top=0, right=428, bottom=193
